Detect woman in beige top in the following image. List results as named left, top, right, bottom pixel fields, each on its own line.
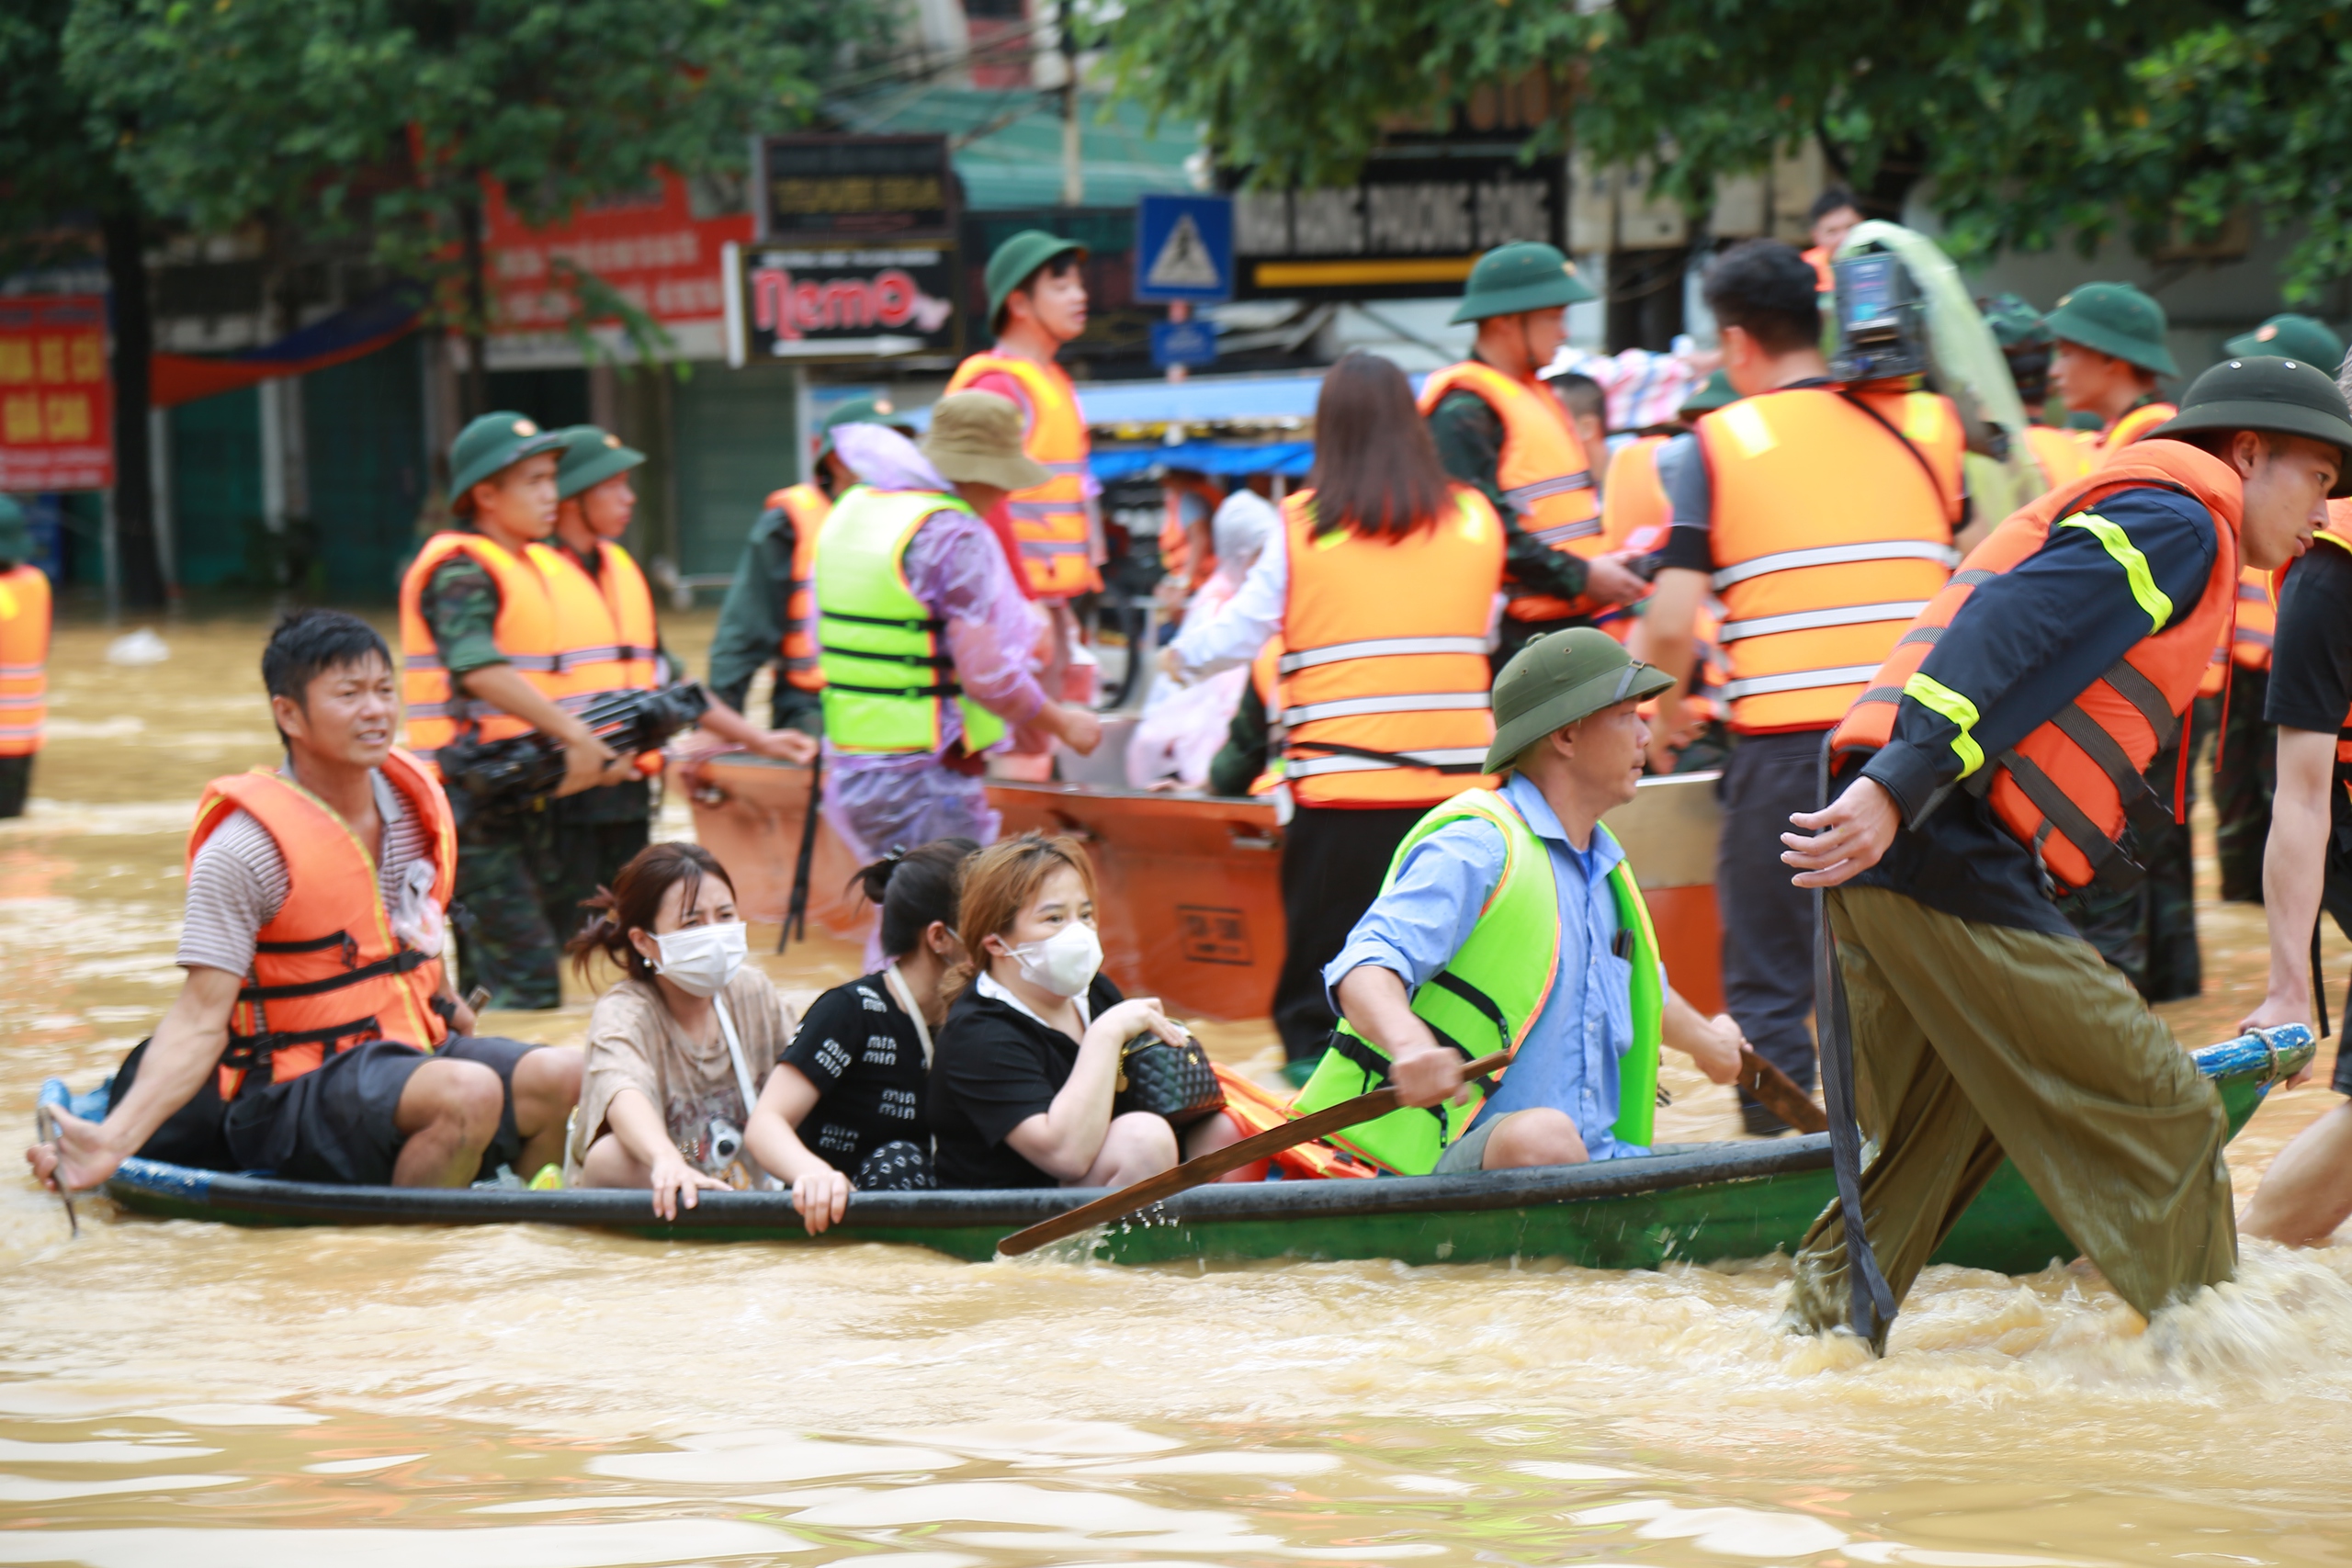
left=563, top=842, right=800, bottom=1218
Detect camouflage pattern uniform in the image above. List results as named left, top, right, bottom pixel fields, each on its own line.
left=708, top=502, right=825, bottom=735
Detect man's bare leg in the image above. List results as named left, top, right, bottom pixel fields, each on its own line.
left=391, top=1059, right=506, bottom=1187
left=2243, top=1100, right=2352, bottom=1245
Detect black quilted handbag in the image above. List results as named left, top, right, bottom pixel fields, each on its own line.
left=1114, top=1030, right=1227, bottom=1128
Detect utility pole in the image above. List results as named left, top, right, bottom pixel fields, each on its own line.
left=1058, top=0, right=1082, bottom=208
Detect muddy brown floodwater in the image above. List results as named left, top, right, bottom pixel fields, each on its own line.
left=6, top=609, right=2352, bottom=1568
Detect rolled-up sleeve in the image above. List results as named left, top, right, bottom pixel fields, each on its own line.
left=1322, top=818, right=1506, bottom=1007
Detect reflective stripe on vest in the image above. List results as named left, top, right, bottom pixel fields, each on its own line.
left=535, top=540, right=664, bottom=776
left=765, top=484, right=831, bottom=693
left=396, top=532, right=565, bottom=775
left=1828, top=439, right=2245, bottom=895
left=1273, top=488, right=1502, bottom=807
left=1417, top=359, right=1602, bottom=621
left=814, top=486, right=1010, bottom=757
left=1698, top=387, right=1962, bottom=732
left=1287, top=789, right=1661, bottom=1174
left=0, top=564, right=51, bottom=757
left=943, top=353, right=1100, bottom=598
left=187, top=749, right=457, bottom=1100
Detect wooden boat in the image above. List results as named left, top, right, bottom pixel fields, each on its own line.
left=675, top=753, right=1725, bottom=1020
left=84, top=1032, right=2308, bottom=1272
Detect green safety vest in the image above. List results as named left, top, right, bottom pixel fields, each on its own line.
left=1290, top=787, right=1662, bottom=1174
left=815, top=486, right=1009, bottom=756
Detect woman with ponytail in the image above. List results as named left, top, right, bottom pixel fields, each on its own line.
left=743, top=839, right=976, bottom=1231
left=563, top=842, right=803, bottom=1220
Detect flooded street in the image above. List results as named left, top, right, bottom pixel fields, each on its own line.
left=7, top=609, right=2352, bottom=1567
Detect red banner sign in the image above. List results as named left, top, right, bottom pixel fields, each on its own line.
left=0, top=296, right=114, bottom=491
left=485, top=173, right=753, bottom=334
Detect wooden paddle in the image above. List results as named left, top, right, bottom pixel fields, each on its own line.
left=1737, top=1044, right=1828, bottom=1134
left=997, top=1049, right=1513, bottom=1257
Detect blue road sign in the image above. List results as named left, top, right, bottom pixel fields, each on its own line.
left=1150, top=318, right=1221, bottom=369
left=1134, top=193, right=1234, bottom=303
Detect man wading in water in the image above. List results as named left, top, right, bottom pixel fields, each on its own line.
left=1782, top=356, right=2352, bottom=1340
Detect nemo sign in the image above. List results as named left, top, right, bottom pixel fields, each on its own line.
left=740, top=249, right=957, bottom=358
left=0, top=296, right=112, bottom=492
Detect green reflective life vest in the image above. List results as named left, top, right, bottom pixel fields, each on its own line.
left=1289, top=787, right=1662, bottom=1174
left=815, top=486, right=1010, bottom=756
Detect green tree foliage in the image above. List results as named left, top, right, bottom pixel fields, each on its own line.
left=65, top=0, right=892, bottom=405
left=1107, top=0, right=2352, bottom=299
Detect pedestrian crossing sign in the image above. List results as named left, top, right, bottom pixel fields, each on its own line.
left=1135, top=194, right=1234, bottom=303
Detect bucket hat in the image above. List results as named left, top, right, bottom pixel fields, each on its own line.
left=553, top=425, right=645, bottom=501
left=986, top=231, right=1087, bottom=330
left=920, top=391, right=1052, bottom=491
left=2222, top=313, right=2345, bottom=372
left=448, top=412, right=566, bottom=499
left=1982, top=293, right=2051, bottom=350
left=2041, top=282, right=2177, bottom=377
left=2153, top=355, right=2352, bottom=497
left=1448, top=242, right=1596, bottom=325
left=0, top=495, right=28, bottom=562
left=1485, top=627, right=1673, bottom=774
left=816, top=395, right=913, bottom=462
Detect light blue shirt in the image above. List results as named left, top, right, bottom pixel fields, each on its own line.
left=1322, top=773, right=1650, bottom=1161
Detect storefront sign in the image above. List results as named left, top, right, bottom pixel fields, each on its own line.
left=0, top=296, right=113, bottom=491
left=756, top=136, right=957, bottom=243
left=728, top=245, right=960, bottom=361
left=484, top=173, right=752, bottom=333
left=1227, top=152, right=1566, bottom=300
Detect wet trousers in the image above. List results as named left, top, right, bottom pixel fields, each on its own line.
left=453, top=808, right=563, bottom=1011
left=0, top=752, right=29, bottom=818
left=1273, top=804, right=1424, bottom=1065
left=2200, top=670, right=2273, bottom=904
left=1717, top=729, right=1824, bottom=1122
left=1789, top=884, right=2235, bottom=1331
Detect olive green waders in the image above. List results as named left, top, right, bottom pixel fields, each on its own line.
left=1790, top=884, right=2236, bottom=1332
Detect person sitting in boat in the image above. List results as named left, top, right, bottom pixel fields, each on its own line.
left=26, top=611, right=582, bottom=1194
left=743, top=839, right=976, bottom=1231
left=1301, top=629, right=1745, bottom=1175
left=564, top=841, right=803, bottom=1220
left=815, top=396, right=1102, bottom=866
left=929, top=833, right=1247, bottom=1188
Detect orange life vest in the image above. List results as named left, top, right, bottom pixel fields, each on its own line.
left=1210, top=1063, right=1376, bottom=1180
left=1829, top=439, right=2242, bottom=894
left=1274, top=486, right=1502, bottom=808
left=187, top=749, right=457, bottom=1100
left=766, top=483, right=830, bottom=694
left=2023, top=424, right=2093, bottom=491
left=1160, top=473, right=1223, bottom=591
left=1801, top=245, right=1836, bottom=293
left=397, top=531, right=564, bottom=775
left=1699, top=386, right=1965, bottom=733
left=943, top=352, right=1099, bottom=597
left=2097, top=401, right=2179, bottom=463
left=1600, top=434, right=1672, bottom=559
left=537, top=538, right=665, bottom=776
left=1417, top=359, right=1602, bottom=622
left=0, top=563, right=51, bottom=759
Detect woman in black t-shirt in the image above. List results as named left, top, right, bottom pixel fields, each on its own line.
left=930, top=834, right=1244, bottom=1190
left=745, top=840, right=975, bottom=1232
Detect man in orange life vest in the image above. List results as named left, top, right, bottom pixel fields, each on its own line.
left=27, top=611, right=582, bottom=1194
left=944, top=231, right=1102, bottom=742
left=1781, top=357, right=2352, bottom=1340
left=399, top=412, right=637, bottom=1010
left=709, top=396, right=915, bottom=733
left=1635, top=240, right=1967, bottom=1134
left=1800, top=187, right=1861, bottom=296
left=2046, top=281, right=2179, bottom=460
left=0, top=496, right=50, bottom=818
left=1422, top=242, right=1651, bottom=669
left=540, top=423, right=813, bottom=936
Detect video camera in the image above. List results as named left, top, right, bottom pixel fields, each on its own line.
left=1828, top=248, right=1930, bottom=385
left=438, top=682, right=710, bottom=815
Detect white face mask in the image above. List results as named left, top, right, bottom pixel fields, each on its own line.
left=650, top=920, right=748, bottom=998
left=1006, top=919, right=1102, bottom=998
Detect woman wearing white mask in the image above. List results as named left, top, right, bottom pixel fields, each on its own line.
left=564, top=842, right=802, bottom=1218
left=929, top=834, right=1245, bottom=1189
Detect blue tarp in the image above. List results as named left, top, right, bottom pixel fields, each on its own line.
left=1091, top=440, right=1314, bottom=481
left=1073, top=373, right=1326, bottom=426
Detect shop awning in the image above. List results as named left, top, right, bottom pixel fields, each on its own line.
left=826, top=87, right=1202, bottom=211
left=152, top=288, right=423, bottom=408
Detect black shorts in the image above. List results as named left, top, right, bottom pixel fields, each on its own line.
left=127, top=1033, right=542, bottom=1185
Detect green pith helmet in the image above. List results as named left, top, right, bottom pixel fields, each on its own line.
left=1983, top=293, right=2051, bottom=350
left=816, top=394, right=914, bottom=461
left=1448, top=241, right=1596, bottom=325
left=0, top=495, right=27, bottom=562
left=2223, top=313, right=2346, bottom=373
left=447, top=412, right=566, bottom=499
left=1484, top=627, right=1674, bottom=775
left=2154, top=355, right=2352, bottom=497
left=2041, top=282, right=2178, bottom=377
left=985, top=231, right=1087, bottom=330
left=552, top=424, right=646, bottom=501
left=1677, top=368, right=1736, bottom=418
